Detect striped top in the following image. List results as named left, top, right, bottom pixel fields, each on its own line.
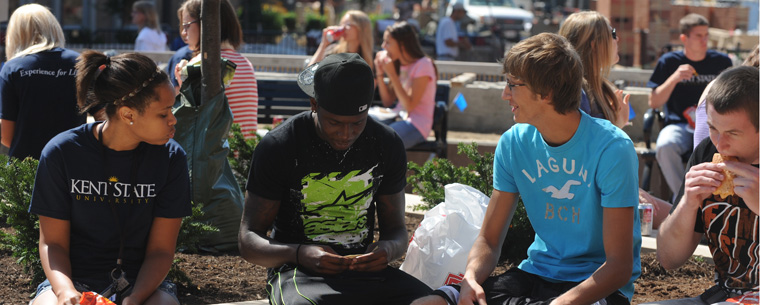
left=221, top=49, right=259, bottom=138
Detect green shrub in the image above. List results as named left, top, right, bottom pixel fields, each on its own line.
left=227, top=124, right=260, bottom=194
left=368, top=13, right=392, bottom=31
left=0, top=155, right=43, bottom=286
left=169, top=201, right=218, bottom=287
left=260, top=7, right=285, bottom=32
left=305, top=13, right=326, bottom=32
left=283, top=12, right=297, bottom=32
left=406, top=142, right=534, bottom=263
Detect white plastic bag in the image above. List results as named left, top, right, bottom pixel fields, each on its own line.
left=400, top=183, right=490, bottom=288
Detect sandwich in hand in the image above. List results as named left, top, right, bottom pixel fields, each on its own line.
left=712, top=153, right=738, bottom=199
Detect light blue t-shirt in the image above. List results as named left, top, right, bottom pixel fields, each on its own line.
left=493, top=111, right=641, bottom=300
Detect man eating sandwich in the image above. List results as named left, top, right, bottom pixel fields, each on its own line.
left=651, top=65, right=759, bottom=304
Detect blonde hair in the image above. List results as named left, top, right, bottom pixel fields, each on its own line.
left=559, top=11, right=619, bottom=122
left=334, top=11, right=373, bottom=67
left=133, top=1, right=161, bottom=30
left=5, top=4, right=66, bottom=60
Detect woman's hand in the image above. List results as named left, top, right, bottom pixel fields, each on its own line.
left=55, top=288, right=81, bottom=305
left=614, top=89, right=631, bottom=128
left=174, top=59, right=188, bottom=88
left=374, top=50, right=390, bottom=77
left=321, top=25, right=343, bottom=44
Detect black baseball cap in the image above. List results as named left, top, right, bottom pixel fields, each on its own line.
left=297, top=53, right=374, bottom=116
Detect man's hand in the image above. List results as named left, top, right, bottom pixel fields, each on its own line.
left=55, top=288, right=80, bottom=305
left=457, top=275, right=487, bottom=305
left=349, top=242, right=390, bottom=272
left=299, top=245, right=351, bottom=275
left=683, top=162, right=725, bottom=206
left=671, top=64, right=696, bottom=83
left=724, top=161, right=759, bottom=214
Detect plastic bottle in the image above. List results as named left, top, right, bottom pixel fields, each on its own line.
left=325, top=26, right=346, bottom=43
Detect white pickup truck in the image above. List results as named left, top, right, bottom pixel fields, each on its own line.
left=447, top=0, right=534, bottom=42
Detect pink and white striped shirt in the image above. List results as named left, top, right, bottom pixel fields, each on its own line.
left=221, top=49, right=258, bottom=138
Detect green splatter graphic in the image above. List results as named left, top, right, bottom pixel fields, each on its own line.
left=300, top=166, right=376, bottom=247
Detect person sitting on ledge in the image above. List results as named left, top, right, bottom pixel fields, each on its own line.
left=411, top=32, right=642, bottom=305
left=648, top=65, right=759, bottom=305
left=238, top=53, right=432, bottom=305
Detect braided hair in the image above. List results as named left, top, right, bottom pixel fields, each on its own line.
left=75, top=50, right=169, bottom=118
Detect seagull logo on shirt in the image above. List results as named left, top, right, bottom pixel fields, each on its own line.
left=542, top=180, right=581, bottom=200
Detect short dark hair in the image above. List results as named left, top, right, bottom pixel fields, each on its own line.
left=706, top=66, right=759, bottom=131
left=680, top=13, right=709, bottom=36
left=502, top=33, right=583, bottom=114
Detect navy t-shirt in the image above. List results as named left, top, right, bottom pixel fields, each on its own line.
left=0, top=48, right=86, bottom=160
left=246, top=111, right=407, bottom=256
left=29, top=123, right=192, bottom=290
left=647, top=50, right=732, bottom=125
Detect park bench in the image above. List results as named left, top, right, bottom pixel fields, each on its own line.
left=257, top=78, right=451, bottom=158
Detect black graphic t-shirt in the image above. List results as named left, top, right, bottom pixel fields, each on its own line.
left=675, top=138, right=759, bottom=293
left=647, top=50, right=732, bottom=125
left=246, top=111, right=407, bottom=255
left=29, top=123, right=191, bottom=290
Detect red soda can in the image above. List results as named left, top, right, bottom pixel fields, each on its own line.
left=272, top=115, right=284, bottom=126
left=326, top=26, right=345, bottom=43
left=638, top=203, right=653, bottom=236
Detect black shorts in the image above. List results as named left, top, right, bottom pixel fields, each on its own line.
left=435, top=268, right=630, bottom=305
left=267, top=264, right=432, bottom=305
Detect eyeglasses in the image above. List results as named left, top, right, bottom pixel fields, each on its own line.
left=340, top=22, right=358, bottom=29
left=505, top=79, right=527, bottom=92
left=182, top=19, right=200, bottom=31
left=612, top=28, right=617, bottom=40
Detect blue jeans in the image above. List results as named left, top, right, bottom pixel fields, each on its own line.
left=655, top=123, right=693, bottom=196
left=31, top=278, right=179, bottom=304
left=389, top=120, right=426, bottom=149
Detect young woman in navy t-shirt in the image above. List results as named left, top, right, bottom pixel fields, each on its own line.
left=29, top=51, right=191, bottom=305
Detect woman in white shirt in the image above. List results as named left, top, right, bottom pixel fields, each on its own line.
left=132, top=1, right=167, bottom=52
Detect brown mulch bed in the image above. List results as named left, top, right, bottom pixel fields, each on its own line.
left=1, top=216, right=712, bottom=304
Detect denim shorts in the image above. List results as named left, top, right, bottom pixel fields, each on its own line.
left=31, top=278, right=179, bottom=304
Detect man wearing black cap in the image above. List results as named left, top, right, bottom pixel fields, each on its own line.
left=239, top=53, right=432, bottom=304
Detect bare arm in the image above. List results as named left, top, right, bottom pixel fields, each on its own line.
left=38, top=215, right=80, bottom=305
left=308, top=26, right=342, bottom=66
left=1, top=119, right=14, bottom=148
left=122, top=217, right=182, bottom=305
left=238, top=191, right=351, bottom=274
left=350, top=191, right=408, bottom=272
left=385, top=70, right=431, bottom=113
left=657, top=162, right=720, bottom=269
left=375, top=51, right=397, bottom=107
left=612, top=90, right=631, bottom=128
left=550, top=207, right=634, bottom=305
left=648, top=64, right=696, bottom=109
left=458, top=190, right=518, bottom=305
